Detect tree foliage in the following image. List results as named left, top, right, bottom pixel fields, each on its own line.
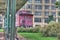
left=0, top=0, right=28, bottom=14
left=58, top=11, right=60, bottom=16
left=48, top=15, right=54, bottom=23
left=41, top=22, right=60, bottom=37
left=55, top=1, right=59, bottom=8
left=16, top=0, right=28, bottom=11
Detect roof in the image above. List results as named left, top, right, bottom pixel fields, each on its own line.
left=17, top=10, right=33, bottom=16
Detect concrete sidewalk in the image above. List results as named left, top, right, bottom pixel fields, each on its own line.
left=16, top=34, right=27, bottom=40
left=0, top=32, right=27, bottom=40
left=0, top=32, right=5, bottom=40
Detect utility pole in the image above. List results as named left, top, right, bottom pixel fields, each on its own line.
left=4, top=0, right=27, bottom=40
left=10, top=0, right=16, bottom=40
left=4, top=0, right=11, bottom=40
left=4, top=0, right=16, bottom=40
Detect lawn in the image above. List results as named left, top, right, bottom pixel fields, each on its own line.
left=18, top=33, right=57, bottom=40
left=0, top=29, right=3, bottom=32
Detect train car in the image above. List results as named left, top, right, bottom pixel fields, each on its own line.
left=16, top=10, right=33, bottom=28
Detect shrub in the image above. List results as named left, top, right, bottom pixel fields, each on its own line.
left=57, top=33, right=60, bottom=40
left=0, top=27, right=2, bottom=29
left=41, top=22, right=60, bottom=37
left=17, top=27, right=26, bottom=32
left=32, top=27, right=40, bottom=33
left=17, top=26, right=40, bottom=33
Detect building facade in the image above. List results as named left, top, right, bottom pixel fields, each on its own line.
left=20, top=0, right=60, bottom=27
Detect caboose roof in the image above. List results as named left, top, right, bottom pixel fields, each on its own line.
left=16, top=10, right=33, bottom=16
left=19, top=13, right=33, bottom=16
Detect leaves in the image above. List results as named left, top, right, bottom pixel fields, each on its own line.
left=16, top=0, right=28, bottom=11
left=58, top=11, right=60, bottom=16
left=0, top=0, right=28, bottom=14
left=48, top=15, right=54, bottom=23
left=55, top=1, right=60, bottom=8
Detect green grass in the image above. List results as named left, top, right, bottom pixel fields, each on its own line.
left=18, top=33, right=57, bottom=40
left=0, top=29, right=3, bottom=32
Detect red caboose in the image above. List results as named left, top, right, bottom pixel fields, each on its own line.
left=16, top=10, right=33, bottom=27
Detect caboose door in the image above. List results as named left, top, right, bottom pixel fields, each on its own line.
left=22, top=19, right=25, bottom=27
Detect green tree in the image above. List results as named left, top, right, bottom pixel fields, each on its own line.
left=58, top=11, right=60, bottom=16
left=0, top=0, right=28, bottom=13
left=55, top=1, right=60, bottom=8
left=48, top=15, right=54, bottom=23
left=16, top=0, right=28, bottom=11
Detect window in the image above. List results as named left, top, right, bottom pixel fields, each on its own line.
left=44, top=18, right=48, bottom=23
left=45, top=5, right=50, bottom=10
left=26, top=4, right=32, bottom=9
left=34, top=5, right=42, bottom=10
left=45, top=0, right=50, bottom=3
left=34, top=11, right=42, bottom=16
left=0, top=24, right=2, bottom=27
left=28, top=0, right=32, bottom=3
left=34, top=18, right=41, bottom=22
left=51, top=11, right=56, bottom=16
left=34, top=0, right=42, bottom=3
left=0, top=16, right=2, bottom=22
left=54, top=18, right=56, bottom=21
left=58, top=6, right=60, bottom=9
left=44, top=11, right=49, bottom=16
left=28, top=11, right=32, bottom=14
left=51, top=5, right=56, bottom=10
left=35, top=25, right=41, bottom=27
left=58, top=18, right=60, bottom=22
left=51, top=0, right=56, bottom=4
left=24, top=11, right=32, bottom=14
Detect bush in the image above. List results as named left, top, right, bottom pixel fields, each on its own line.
left=17, top=26, right=40, bottom=33
left=57, top=33, right=60, bottom=40
left=0, top=27, right=2, bottom=29
left=32, top=27, right=40, bottom=33
left=41, top=22, right=60, bottom=37
left=17, top=27, right=26, bottom=32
